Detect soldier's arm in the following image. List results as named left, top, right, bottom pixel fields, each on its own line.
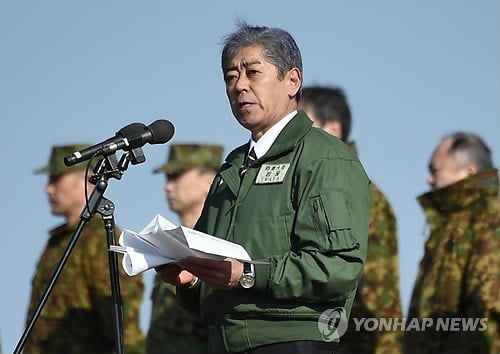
left=464, top=203, right=500, bottom=353
left=117, top=263, right=146, bottom=354
left=357, top=186, right=403, bottom=353
left=83, top=223, right=145, bottom=353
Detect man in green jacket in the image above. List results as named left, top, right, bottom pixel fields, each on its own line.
left=405, top=133, right=500, bottom=353
left=157, top=23, right=371, bottom=353
left=146, top=144, right=223, bottom=354
left=26, top=144, right=145, bottom=354
left=299, top=86, right=403, bottom=353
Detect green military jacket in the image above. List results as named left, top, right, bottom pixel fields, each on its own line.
left=341, top=170, right=403, bottom=352
left=25, top=216, right=145, bottom=354
left=405, top=169, right=500, bottom=353
left=178, top=111, right=371, bottom=353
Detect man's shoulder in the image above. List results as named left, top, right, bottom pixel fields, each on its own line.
left=370, top=183, right=394, bottom=208
left=225, top=143, right=248, bottom=165
left=472, top=195, right=500, bottom=229
left=485, top=193, right=500, bottom=213
left=84, top=216, right=121, bottom=233
left=80, top=217, right=121, bottom=248
left=301, top=127, right=359, bottom=162
left=463, top=197, right=500, bottom=265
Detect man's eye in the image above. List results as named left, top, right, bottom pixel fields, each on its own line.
left=248, top=70, right=258, bottom=76
left=225, top=73, right=238, bottom=82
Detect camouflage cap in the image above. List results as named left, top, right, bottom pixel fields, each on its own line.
left=34, top=144, right=94, bottom=176
left=153, top=144, right=224, bottom=174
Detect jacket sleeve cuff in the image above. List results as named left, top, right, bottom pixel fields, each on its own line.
left=253, top=260, right=273, bottom=291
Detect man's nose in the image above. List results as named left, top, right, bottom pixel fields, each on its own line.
left=234, top=73, right=249, bottom=92
left=45, top=182, right=54, bottom=194
left=165, top=180, right=175, bottom=193
left=427, top=174, right=435, bottom=187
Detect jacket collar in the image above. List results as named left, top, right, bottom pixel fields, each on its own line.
left=418, top=169, right=499, bottom=213
left=223, top=110, right=313, bottom=169
left=218, top=111, right=313, bottom=195
left=262, top=110, right=312, bottom=160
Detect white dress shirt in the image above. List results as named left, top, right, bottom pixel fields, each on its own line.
left=247, top=110, right=298, bottom=159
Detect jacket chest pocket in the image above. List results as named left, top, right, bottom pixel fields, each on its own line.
left=232, top=214, right=292, bottom=259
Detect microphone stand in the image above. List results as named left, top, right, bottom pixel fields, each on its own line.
left=15, top=149, right=145, bottom=354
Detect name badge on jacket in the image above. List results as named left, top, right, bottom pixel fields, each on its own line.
left=255, top=163, right=290, bottom=184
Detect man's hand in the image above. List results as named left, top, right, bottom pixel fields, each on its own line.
left=155, top=263, right=196, bottom=286
left=180, top=257, right=244, bottom=290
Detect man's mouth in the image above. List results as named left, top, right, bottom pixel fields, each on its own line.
left=238, top=101, right=254, bottom=111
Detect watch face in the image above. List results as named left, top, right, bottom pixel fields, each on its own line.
left=240, top=274, right=255, bottom=288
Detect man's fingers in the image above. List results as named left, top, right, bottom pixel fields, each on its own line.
left=156, top=264, right=180, bottom=276
left=182, top=262, right=222, bottom=282
left=180, top=257, right=241, bottom=289
left=181, top=256, right=221, bottom=268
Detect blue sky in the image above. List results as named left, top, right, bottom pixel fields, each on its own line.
left=1, top=1, right=499, bottom=352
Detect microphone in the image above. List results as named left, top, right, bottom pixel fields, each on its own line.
left=64, top=120, right=175, bottom=166
left=63, top=122, right=146, bottom=166
left=121, top=119, right=175, bottom=151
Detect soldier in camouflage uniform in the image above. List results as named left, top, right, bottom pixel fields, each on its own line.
left=25, top=144, right=145, bottom=354
left=146, top=144, right=223, bottom=354
left=299, top=86, right=403, bottom=353
left=405, top=133, right=500, bottom=353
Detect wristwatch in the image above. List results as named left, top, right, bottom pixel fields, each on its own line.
left=239, top=262, right=255, bottom=288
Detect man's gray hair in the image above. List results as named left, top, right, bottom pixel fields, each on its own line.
left=221, top=22, right=303, bottom=90
left=445, top=132, right=494, bottom=171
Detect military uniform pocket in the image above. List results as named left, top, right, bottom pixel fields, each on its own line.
left=311, top=190, right=359, bottom=251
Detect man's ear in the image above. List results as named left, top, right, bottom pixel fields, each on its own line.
left=287, top=68, right=302, bottom=98
left=465, top=164, right=478, bottom=177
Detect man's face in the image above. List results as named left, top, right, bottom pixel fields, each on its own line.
left=164, top=168, right=214, bottom=214
left=45, top=171, right=87, bottom=217
left=299, top=104, right=343, bottom=139
left=427, top=139, right=472, bottom=190
left=224, top=45, right=300, bottom=139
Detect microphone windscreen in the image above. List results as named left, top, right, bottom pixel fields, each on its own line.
left=148, top=120, right=175, bottom=144
left=117, top=122, right=146, bottom=138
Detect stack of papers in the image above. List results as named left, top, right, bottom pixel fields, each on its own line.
left=110, top=214, right=262, bottom=276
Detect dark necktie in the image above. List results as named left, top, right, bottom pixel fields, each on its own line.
left=239, top=147, right=257, bottom=177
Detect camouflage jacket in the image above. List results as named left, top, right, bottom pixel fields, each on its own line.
left=340, top=143, right=403, bottom=354
left=25, top=216, right=145, bottom=354
left=146, top=278, right=208, bottom=354
left=405, top=169, right=500, bottom=353
left=342, top=185, right=403, bottom=353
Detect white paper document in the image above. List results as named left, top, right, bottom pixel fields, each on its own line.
left=110, top=214, right=266, bottom=276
